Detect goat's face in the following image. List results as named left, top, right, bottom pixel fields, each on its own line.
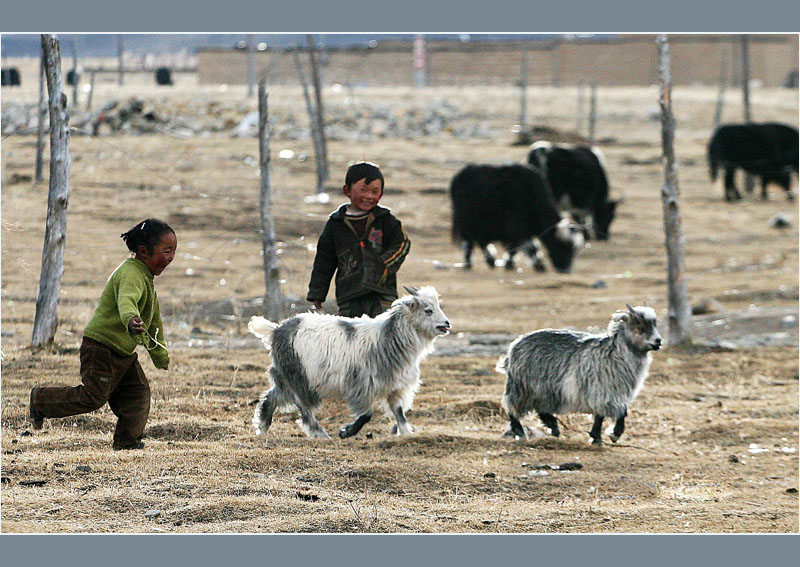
left=401, top=286, right=451, bottom=338
left=612, top=304, right=662, bottom=351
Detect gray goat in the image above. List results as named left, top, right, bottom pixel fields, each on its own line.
left=497, top=305, right=661, bottom=444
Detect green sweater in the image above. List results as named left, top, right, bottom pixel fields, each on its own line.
left=83, top=258, right=169, bottom=369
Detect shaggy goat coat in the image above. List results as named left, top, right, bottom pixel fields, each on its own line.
left=249, top=286, right=450, bottom=439
left=498, top=305, right=661, bottom=443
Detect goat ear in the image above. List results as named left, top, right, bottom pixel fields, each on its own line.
left=403, top=286, right=419, bottom=296
left=612, top=311, right=629, bottom=322
left=626, top=304, right=643, bottom=323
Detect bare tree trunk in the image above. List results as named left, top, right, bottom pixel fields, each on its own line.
left=656, top=35, right=692, bottom=346
left=246, top=34, right=255, bottom=98
left=32, top=34, right=72, bottom=348
left=306, top=34, right=328, bottom=193
left=588, top=81, right=597, bottom=146
left=713, top=45, right=728, bottom=130
left=740, top=34, right=755, bottom=193
left=35, top=49, right=47, bottom=184
left=518, top=48, right=529, bottom=128
left=117, top=34, right=124, bottom=86
left=258, top=78, right=283, bottom=321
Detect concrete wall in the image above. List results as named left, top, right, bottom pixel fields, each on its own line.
left=197, top=34, right=799, bottom=88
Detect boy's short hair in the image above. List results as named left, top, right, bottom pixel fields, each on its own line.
left=345, top=161, right=384, bottom=190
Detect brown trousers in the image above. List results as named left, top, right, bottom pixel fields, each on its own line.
left=32, top=336, right=151, bottom=449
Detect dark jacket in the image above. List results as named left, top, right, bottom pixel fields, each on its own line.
left=307, top=204, right=411, bottom=305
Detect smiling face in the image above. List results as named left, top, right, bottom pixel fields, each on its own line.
left=137, top=231, right=177, bottom=276
left=344, top=177, right=383, bottom=213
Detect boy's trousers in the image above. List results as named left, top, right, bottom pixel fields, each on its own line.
left=32, top=336, right=151, bottom=449
left=338, top=292, right=393, bottom=318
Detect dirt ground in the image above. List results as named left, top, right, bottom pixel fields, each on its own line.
left=1, top=64, right=798, bottom=533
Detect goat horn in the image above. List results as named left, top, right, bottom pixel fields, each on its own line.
left=403, top=286, right=419, bottom=296
left=626, top=304, right=636, bottom=314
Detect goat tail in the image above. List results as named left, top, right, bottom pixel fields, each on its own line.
left=248, top=316, right=278, bottom=346
left=495, top=355, right=508, bottom=375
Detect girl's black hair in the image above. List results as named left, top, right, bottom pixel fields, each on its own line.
left=121, top=218, right=175, bottom=254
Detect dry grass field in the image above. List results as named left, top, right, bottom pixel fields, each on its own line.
left=1, top=62, right=798, bottom=533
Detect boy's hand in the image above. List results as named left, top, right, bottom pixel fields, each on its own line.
left=128, top=316, right=146, bottom=335
left=312, top=301, right=323, bottom=311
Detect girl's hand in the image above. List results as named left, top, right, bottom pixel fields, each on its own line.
left=128, top=316, right=146, bottom=335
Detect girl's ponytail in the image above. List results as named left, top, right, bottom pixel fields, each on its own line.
left=121, top=218, right=174, bottom=254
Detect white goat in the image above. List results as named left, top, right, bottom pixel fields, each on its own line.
left=497, top=304, right=661, bottom=444
left=248, top=286, right=451, bottom=439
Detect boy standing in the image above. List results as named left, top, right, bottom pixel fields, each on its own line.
left=307, top=162, right=410, bottom=317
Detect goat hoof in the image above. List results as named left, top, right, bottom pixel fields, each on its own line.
left=503, top=428, right=526, bottom=440
left=590, top=437, right=603, bottom=445
left=609, top=434, right=620, bottom=443
left=338, top=427, right=351, bottom=439
left=534, top=262, right=546, bottom=273
left=391, top=423, right=414, bottom=435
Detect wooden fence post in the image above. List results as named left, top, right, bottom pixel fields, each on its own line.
left=550, top=38, right=561, bottom=87
left=35, top=48, right=47, bottom=184
left=713, top=44, right=729, bottom=130
left=740, top=34, right=755, bottom=193
left=576, top=80, right=586, bottom=137
left=258, top=78, right=283, bottom=321
left=588, top=81, right=597, bottom=146
left=293, top=46, right=326, bottom=199
left=656, top=35, right=692, bottom=346
left=32, top=34, right=72, bottom=348
left=518, top=48, right=529, bottom=129
left=247, top=34, right=255, bottom=98
left=117, top=34, right=124, bottom=86
left=86, top=70, right=96, bottom=112
left=307, top=34, right=328, bottom=193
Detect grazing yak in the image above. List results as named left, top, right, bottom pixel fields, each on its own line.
left=708, top=122, right=799, bottom=201
left=527, top=141, right=618, bottom=240
left=450, top=163, right=584, bottom=273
